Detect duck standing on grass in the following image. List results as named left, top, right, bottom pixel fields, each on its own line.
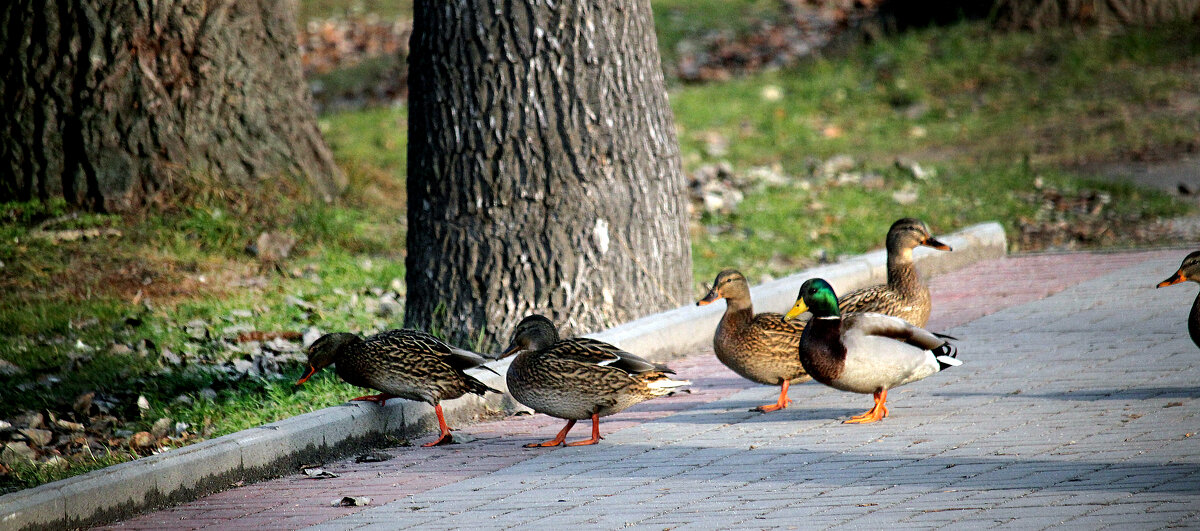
left=500, top=315, right=690, bottom=447
left=837, top=218, right=952, bottom=326
left=1156, top=250, right=1200, bottom=348
left=698, top=269, right=809, bottom=412
left=296, top=330, right=500, bottom=446
left=784, top=278, right=960, bottom=424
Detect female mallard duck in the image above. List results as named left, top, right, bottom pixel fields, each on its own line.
left=784, top=278, right=960, bottom=424
left=837, top=218, right=951, bottom=327
left=499, top=315, right=690, bottom=447
left=697, top=269, right=809, bottom=412
left=1156, top=250, right=1200, bottom=348
left=296, top=330, right=499, bottom=446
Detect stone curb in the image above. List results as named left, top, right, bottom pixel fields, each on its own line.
left=0, top=222, right=1005, bottom=530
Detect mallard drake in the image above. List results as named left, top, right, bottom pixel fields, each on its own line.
left=1156, top=250, right=1200, bottom=348
left=697, top=269, right=809, bottom=412
left=499, top=315, right=690, bottom=447
left=296, top=329, right=499, bottom=446
left=837, top=218, right=951, bottom=327
left=784, top=278, right=960, bottom=424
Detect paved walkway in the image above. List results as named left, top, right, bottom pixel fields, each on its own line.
left=105, top=248, right=1200, bottom=530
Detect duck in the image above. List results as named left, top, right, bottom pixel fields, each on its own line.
left=697, top=269, right=809, bottom=412
left=499, top=315, right=690, bottom=447
left=837, top=218, right=951, bottom=327
left=1156, top=250, right=1200, bottom=348
left=784, top=278, right=960, bottom=424
left=296, top=329, right=500, bottom=447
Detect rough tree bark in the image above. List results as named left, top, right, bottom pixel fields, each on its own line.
left=405, top=0, right=693, bottom=346
left=0, top=0, right=344, bottom=212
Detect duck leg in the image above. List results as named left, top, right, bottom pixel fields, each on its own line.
left=565, top=413, right=602, bottom=446
left=351, top=393, right=398, bottom=405
left=844, top=388, right=889, bottom=424
left=753, top=379, right=793, bottom=412
left=526, top=419, right=576, bottom=448
left=422, top=404, right=455, bottom=447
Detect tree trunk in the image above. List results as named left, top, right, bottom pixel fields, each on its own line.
left=0, top=0, right=344, bottom=212
left=405, top=0, right=693, bottom=346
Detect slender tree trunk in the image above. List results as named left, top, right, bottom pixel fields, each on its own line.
left=405, top=0, right=693, bottom=346
left=0, top=0, right=344, bottom=212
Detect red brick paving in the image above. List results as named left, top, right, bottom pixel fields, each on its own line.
left=101, top=249, right=1183, bottom=530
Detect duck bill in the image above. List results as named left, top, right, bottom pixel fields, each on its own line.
left=783, top=299, right=809, bottom=321
left=296, top=365, right=317, bottom=386
left=1158, top=270, right=1186, bottom=288
left=696, top=286, right=721, bottom=306
left=498, top=343, right=521, bottom=359
left=923, top=236, right=952, bottom=251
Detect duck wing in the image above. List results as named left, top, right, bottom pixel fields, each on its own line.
left=373, top=329, right=500, bottom=376
left=842, top=313, right=945, bottom=351
left=547, top=338, right=673, bottom=375
left=751, top=312, right=806, bottom=339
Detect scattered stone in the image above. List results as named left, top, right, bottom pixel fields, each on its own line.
left=174, top=422, right=190, bottom=438
left=199, top=388, right=218, bottom=401
left=285, top=295, right=316, bottom=311
left=376, top=293, right=402, bottom=317
left=821, top=155, right=856, bottom=177
left=892, top=186, right=920, bottom=205
left=895, top=157, right=936, bottom=181
left=184, top=320, right=210, bottom=341
left=19, top=428, right=53, bottom=447
left=230, top=309, right=254, bottom=318
left=150, top=418, right=174, bottom=439
left=245, top=231, right=297, bottom=263
left=137, top=395, right=151, bottom=414
left=173, top=394, right=194, bottom=406
left=0, top=359, right=26, bottom=377
left=108, top=343, right=132, bottom=356
left=0, top=420, right=11, bottom=434
left=1, top=442, right=37, bottom=463
left=303, top=327, right=324, bottom=349
left=161, top=348, right=183, bottom=366
left=355, top=451, right=393, bottom=463
left=40, top=456, right=69, bottom=470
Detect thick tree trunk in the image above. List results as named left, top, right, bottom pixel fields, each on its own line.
left=993, top=0, right=1200, bottom=28
left=405, top=0, right=693, bottom=346
left=0, top=0, right=344, bottom=212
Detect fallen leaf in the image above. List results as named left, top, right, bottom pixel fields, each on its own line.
left=302, top=465, right=339, bottom=479
left=1165, top=402, right=1184, bottom=408
left=332, top=496, right=371, bottom=507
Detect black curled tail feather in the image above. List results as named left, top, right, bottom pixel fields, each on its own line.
left=933, top=342, right=961, bottom=371
left=465, top=374, right=502, bottom=396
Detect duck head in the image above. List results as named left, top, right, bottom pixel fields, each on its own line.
left=697, top=269, right=750, bottom=307
left=1157, top=250, right=1200, bottom=288
left=887, top=218, right=952, bottom=255
left=499, top=314, right=560, bottom=358
left=784, top=278, right=840, bottom=320
left=296, top=332, right=360, bottom=385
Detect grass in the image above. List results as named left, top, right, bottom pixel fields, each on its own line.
left=2, top=12, right=1197, bottom=491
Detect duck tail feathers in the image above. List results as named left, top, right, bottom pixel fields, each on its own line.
left=933, top=342, right=960, bottom=370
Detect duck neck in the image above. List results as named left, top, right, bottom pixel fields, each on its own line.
left=720, top=294, right=754, bottom=327
left=887, top=247, right=923, bottom=297
left=1190, top=292, right=1200, bottom=345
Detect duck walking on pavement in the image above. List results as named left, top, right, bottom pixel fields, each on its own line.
left=297, top=329, right=500, bottom=446
left=785, top=278, right=960, bottom=424
left=837, top=218, right=951, bottom=326
left=1156, top=250, right=1200, bottom=348
left=698, top=269, right=809, bottom=412
left=500, top=315, right=690, bottom=447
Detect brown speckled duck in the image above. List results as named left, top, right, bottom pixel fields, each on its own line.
left=838, top=218, right=951, bottom=327
left=786, top=278, right=960, bottom=424
left=697, top=269, right=809, bottom=412
left=499, top=315, right=690, bottom=447
left=1156, top=250, right=1200, bottom=348
left=296, top=330, right=499, bottom=447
